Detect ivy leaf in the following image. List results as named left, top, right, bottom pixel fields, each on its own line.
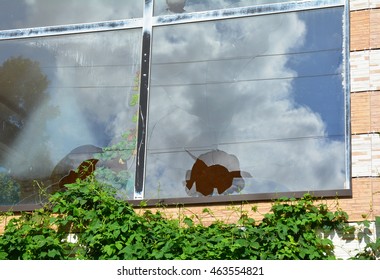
left=183, top=217, right=193, bottom=227
left=129, top=94, right=139, bottom=106
left=104, top=245, right=114, bottom=256
left=47, top=249, right=60, bottom=258
left=115, top=242, right=123, bottom=251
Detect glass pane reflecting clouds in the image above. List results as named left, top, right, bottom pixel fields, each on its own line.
left=146, top=7, right=346, bottom=199
left=0, top=0, right=143, bottom=30
left=0, top=29, right=141, bottom=205
left=155, top=0, right=299, bottom=15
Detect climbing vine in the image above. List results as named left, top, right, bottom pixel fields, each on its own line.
left=93, top=71, right=140, bottom=199
left=0, top=175, right=378, bottom=260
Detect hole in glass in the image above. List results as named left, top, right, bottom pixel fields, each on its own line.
left=185, top=149, right=251, bottom=196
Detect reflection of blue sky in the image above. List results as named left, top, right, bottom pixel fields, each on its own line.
left=288, top=8, right=344, bottom=137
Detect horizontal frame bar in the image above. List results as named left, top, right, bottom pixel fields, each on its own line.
left=130, top=189, right=353, bottom=207
left=153, top=0, right=345, bottom=26
left=0, top=0, right=345, bottom=40
left=0, top=18, right=143, bottom=40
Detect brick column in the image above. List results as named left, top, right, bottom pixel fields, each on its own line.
left=349, top=0, right=380, bottom=221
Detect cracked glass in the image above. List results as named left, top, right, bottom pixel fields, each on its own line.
left=145, top=7, right=346, bottom=199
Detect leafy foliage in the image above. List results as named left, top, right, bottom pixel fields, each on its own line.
left=0, top=173, right=20, bottom=204
left=94, top=130, right=137, bottom=199
left=349, top=216, right=380, bottom=260
left=256, top=196, right=347, bottom=259
left=93, top=71, right=139, bottom=199
left=0, top=178, right=361, bottom=260
left=352, top=238, right=380, bottom=260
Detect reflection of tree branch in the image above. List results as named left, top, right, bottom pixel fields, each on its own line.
left=0, top=56, right=57, bottom=204
left=0, top=96, right=26, bottom=118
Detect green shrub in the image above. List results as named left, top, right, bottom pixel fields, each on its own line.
left=0, top=177, right=352, bottom=260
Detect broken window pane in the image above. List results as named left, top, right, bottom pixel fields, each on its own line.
left=145, top=7, right=346, bottom=199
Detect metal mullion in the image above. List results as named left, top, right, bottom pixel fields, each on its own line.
left=343, top=0, right=352, bottom=190
left=134, top=0, right=153, bottom=199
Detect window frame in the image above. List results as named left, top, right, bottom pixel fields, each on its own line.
left=0, top=0, right=351, bottom=211
left=134, top=0, right=352, bottom=206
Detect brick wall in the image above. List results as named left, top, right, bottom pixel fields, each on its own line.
left=0, top=215, right=17, bottom=234
left=348, top=0, right=380, bottom=223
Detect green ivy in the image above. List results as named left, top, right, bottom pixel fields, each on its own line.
left=349, top=216, right=380, bottom=260
left=0, top=177, right=370, bottom=260
left=93, top=70, right=139, bottom=199
left=0, top=173, right=20, bottom=205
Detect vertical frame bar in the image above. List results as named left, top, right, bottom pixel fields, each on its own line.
left=343, top=0, right=352, bottom=189
left=135, top=0, right=153, bottom=199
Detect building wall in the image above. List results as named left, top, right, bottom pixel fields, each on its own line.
left=1, top=1, right=380, bottom=243
left=348, top=0, right=380, bottom=222
left=142, top=2, right=380, bottom=258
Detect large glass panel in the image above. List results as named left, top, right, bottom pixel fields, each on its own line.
left=0, top=29, right=141, bottom=206
left=146, top=7, right=346, bottom=199
left=0, top=0, right=143, bottom=30
left=155, top=0, right=299, bottom=15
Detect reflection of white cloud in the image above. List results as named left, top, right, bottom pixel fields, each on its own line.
left=3, top=29, right=141, bottom=180
left=145, top=9, right=345, bottom=198
left=43, top=30, right=142, bottom=162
